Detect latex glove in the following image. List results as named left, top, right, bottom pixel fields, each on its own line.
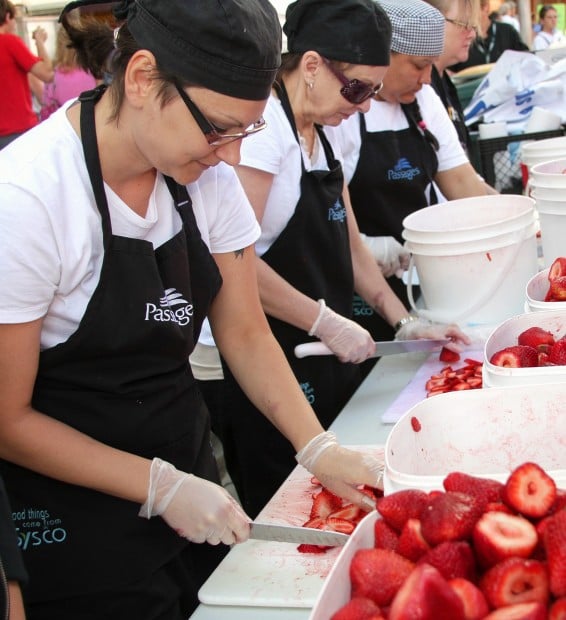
left=296, top=431, right=383, bottom=511
left=139, top=458, right=250, bottom=545
left=309, top=299, right=376, bottom=363
left=395, top=316, right=471, bottom=353
left=360, top=233, right=410, bottom=278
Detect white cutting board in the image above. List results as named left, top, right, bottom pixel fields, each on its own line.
left=198, top=445, right=384, bottom=608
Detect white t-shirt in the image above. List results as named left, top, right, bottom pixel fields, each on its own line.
left=0, top=102, right=260, bottom=351
left=325, top=85, right=468, bottom=198
left=238, top=93, right=345, bottom=256
left=533, top=30, right=566, bottom=51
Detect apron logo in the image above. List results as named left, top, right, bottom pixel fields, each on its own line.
left=145, top=287, right=194, bottom=326
left=13, top=508, right=68, bottom=551
left=387, top=158, right=421, bottom=182
left=353, top=295, right=374, bottom=317
left=328, top=199, right=346, bottom=223
left=300, top=381, right=316, bottom=404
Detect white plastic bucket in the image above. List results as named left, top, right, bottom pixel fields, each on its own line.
left=401, top=196, right=538, bottom=325
left=531, top=192, right=566, bottom=266
left=529, top=157, right=566, bottom=188
left=482, top=309, right=566, bottom=387
left=526, top=268, right=566, bottom=311
left=384, top=382, right=566, bottom=494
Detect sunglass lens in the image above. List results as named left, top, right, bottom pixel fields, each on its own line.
left=342, top=81, right=374, bottom=104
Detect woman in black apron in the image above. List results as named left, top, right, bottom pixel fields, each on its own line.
left=208, top=0, right=469, bottom=519
left=331, top=0, right=486, bottom=347
left=0, top=2, right=394, bottom=616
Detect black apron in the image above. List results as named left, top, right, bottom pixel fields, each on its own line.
left=0, top=87, right=224, bottom=607
left=217, top=82, right=361, bottom=517
left=348, top=107, right=439, bottom=341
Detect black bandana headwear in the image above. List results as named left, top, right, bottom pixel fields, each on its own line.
left=60, top=0, right=282, bottom=100
left=284, top=0, right=391, bottom=66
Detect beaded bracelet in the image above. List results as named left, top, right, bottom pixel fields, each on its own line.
left=394, top=314, right=419, bottom=333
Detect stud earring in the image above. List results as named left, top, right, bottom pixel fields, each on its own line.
left=308, top=81, right=314, bottom=90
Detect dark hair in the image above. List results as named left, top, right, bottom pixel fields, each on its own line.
left=402, top=100, right=439, bottom=152
left=0, top=0, right=15, bottom=23
left=539, top=4, right=557, bottom=20
left=275, top=51, right=353, bottom=86
left=60, top=11, right=178, bottom=120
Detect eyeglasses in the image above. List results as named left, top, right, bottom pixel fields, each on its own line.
left=445, top=17, right=479, bottom=34
left=174, top=83, right=267, bottom=147
left=322, top=58, right=383, bottom=104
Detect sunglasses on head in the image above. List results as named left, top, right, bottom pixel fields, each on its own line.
left=322, top=58, right=383, bottom=104
left=174, top=83, right=267, bottom=147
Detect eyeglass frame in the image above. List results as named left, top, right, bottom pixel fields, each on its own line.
left=174, top=83, right=267, bottom=147
left=445, top=17, right=479, bottom=35
left=321, top=58, right=383, bottom=104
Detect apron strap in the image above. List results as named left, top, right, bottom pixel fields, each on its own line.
left=79, top=85, right=112, bottom=249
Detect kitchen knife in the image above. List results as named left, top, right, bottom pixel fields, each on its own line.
left=294, top=338, right=450, bottom=359
left=249, top=522, right=349, bottom=546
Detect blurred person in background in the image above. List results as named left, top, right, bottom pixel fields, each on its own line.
left=38, top=20, right=97, bottom=120
left=498, top=1, right=520, bottom=32
left=193, top=0, right=470, bottom=519
left=533, top=5, right=566, bottom=50
left=327, top=0, right=488, bottom=345
left=450, top=0, right=528, bottom=71
left=425, top=0, right=480, bottom=153
left=0, top=0, right=54, bottom=148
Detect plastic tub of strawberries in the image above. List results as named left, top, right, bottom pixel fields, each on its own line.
left=310, top=462, right=565, bottom=620
left=482, top=308, right=566, bottom=387
left=525, top=257, right=566, bottom=312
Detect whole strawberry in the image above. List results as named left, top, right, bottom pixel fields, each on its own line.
left=443, top=471, right=503, bottom=508
left=544, top=508, right=566, bottom=598
left=549, top=257, right=566, bottom=281
left=549, top=339, right=566, bottom=365
left=549, top=275, right=566, bottom=301
left=331, top=596, right=384, bottom=620
left=517, top=326, right=556, bottom=349
left=420, top=492, right=484, bottom=546
left=376, top=489, right=428, bottom=533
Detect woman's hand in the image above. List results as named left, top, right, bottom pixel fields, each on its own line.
left=395, top=317, right=471, bottom=353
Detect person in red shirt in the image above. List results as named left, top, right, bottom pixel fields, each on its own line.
left=0, top=0, right=54, bottom=149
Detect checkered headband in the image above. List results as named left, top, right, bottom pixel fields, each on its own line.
left=376, top=0, right=445, bottom=57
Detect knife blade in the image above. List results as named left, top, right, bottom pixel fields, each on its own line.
left=249, top=522, right=349, bottom=546
left=294, top=338, right=450, bottom=359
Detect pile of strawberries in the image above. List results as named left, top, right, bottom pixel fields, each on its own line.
left=331, top=462, right=565, bottom=620
left=489, top=326, right=566, bottom=368
left=297, top=483, right=383, bottom=554
left=425, top=353, right=483, bottom=397
left=543, top=257, right=566, bottom=302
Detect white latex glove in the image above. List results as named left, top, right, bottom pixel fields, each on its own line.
left=309, top=299, right=376, bottom=363
left=139, top=458, right=250, bottom=545
left=395, top=316, right=471, bottom=353
left=360, top=233, right=410, bottom=278
left=296, top=431, right=383, bottom=511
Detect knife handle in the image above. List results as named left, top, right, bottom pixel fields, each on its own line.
left=294, top=342, right=333, bottom=358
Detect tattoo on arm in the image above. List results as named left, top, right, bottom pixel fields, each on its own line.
left=234, top=248, right=245, bottom=259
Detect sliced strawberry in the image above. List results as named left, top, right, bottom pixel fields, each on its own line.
left=549, top=276, right=566, bottom=301
left=374, top=518, right=399, bottom=551
left=473, top=511, right=538, bottom=567
left=297, top=543, right=327, bottom=554
left=439, top=347, right=461, bottom=363
left=544, top=508, right=566, bottom=598
left=549, top=257, right=566, bottom=281
left=396, top=518, right=430, bottom=562
left=419, top=540, right=476, bottom=582
left=310, top=488, right=342, bottom=519
left=325, top=516, right=356, bottom=535
left=389, top=563, right=466, bottom=620
left=420, top=492, right=484, bottom=546
left=517, top=326, right=556, bottom=349
left=301, top=516, right=325, bottom=530
left=549, top=339, right=566, bottom=365
left=350, top=548, right=414, bottom=607
left=449, top=578, right=489, bottom=620
left=479, top=557, right=549, bottom=608
left=483, top=601, right=547, bottom=619
left=328, top=503, right=363, bottom=523
left=489, top=345, right=539, bottom=368
left=502, top=461, right=557, bottom=518
left=331, top=596, right=384, bottom=620
left=549, top=598, right=566, bottom=620
left=376, top=489, right=428, bottom=533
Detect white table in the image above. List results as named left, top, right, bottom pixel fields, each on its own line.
left=189, top=351, right=428, bottom=620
